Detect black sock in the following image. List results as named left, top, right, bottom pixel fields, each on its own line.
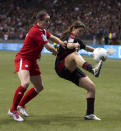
left=86, top=98, right=95, bottom=115
left=82, top=62, right=93, bottom=73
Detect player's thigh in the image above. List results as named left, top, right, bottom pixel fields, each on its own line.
left=79, top=76, right=96, bottom=91
left=65, top=53, right=77, bottom=71
left=18, top=70, right=30, bottom=88
left=65, top=52, right=86, bottom=71
left=30, top=75, right=43, bottom=92
left=73, top=52, right=86, bottom=67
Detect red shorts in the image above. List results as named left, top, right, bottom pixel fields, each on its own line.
left=14, top=55, right=41, bottom=76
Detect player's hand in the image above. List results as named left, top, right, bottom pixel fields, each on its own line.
left=61, top=41, right=67, bottom=48
left=52, top=50, right=57, bottom=56
left=74, top=43, right=80, bottom=51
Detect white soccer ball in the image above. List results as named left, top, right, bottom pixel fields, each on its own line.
left=93, top=48, right=107, bottom=62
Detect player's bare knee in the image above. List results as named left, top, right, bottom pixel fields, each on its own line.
left=35, top=85, right=44, bottom=93
left=21, top=82, right=30, bottom=89
left=89, top=83, right=96, bottom=93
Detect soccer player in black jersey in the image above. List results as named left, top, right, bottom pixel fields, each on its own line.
left=55, top=21, right=103, bottom=120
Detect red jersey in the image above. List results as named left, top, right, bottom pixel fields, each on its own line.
left=17, top=24, right=51, bottom=60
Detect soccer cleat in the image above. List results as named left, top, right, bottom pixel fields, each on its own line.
left=8, top=109, right=24, bottom=122
left=17, top=106, right=29, bottom=117
left=100, top=56, right=106, bottom=61
left=92, top=60, right=103, bottom=77
left=84, top=114, right=101, bottom=120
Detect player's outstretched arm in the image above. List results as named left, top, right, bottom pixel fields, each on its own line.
left=49, top=34, right=67, bottom=48
left=44, top=42, right=57, bottom=56
left=85, top=46, right=94, bottom=52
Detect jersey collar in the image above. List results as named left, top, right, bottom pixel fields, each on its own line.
left=34, top=24, right=44, bottom=31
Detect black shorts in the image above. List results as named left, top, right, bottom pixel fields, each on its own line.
left=55, top=59, right=86, bottom=86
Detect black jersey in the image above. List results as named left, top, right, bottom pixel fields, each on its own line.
left=56, top=33, right=86, bottom=61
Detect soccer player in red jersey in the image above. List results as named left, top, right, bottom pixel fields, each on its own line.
left=55, top=21, right=103, bottom=120
left=8, top=11, right=69, bottom=122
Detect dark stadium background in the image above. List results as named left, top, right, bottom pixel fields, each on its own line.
left=0, top=0, right=121, bottom=45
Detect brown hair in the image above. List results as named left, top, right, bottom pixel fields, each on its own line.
left=60, top=21, right=86, bottom=40
left=36, top=10, right=49, bottom=20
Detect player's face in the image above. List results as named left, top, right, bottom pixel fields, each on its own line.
left=39, top=15, right=50, bottom=29
left=75, top=27, right=85, bottom=38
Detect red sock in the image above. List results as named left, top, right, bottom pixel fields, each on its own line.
left=19, top=87, right=38, bottom=107
left=82, top=62, right=93, bottom=73
left=10, top=85, right=26, bottom=112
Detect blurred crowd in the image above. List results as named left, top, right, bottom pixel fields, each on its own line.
left=0, top=0, right=121, bottom=44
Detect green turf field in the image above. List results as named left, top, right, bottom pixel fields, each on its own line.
left=0, top=51, right=121, bottom=131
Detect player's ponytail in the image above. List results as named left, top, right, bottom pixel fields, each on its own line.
left=60, top=27, right=72, bottom=40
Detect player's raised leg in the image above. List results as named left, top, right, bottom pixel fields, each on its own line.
left=66, top=52, right=103, bottom=77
